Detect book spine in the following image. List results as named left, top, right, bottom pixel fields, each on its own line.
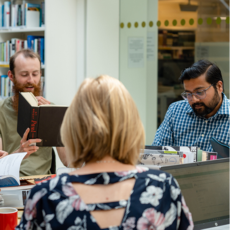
left=11, top=38, right=16, bottom=55
left=27, top=35, right=33, bottom=49
left=1, top=43, right=3, bottom=62
left=38, top=38, right=40, bottom=55
left=1, top=76, right=4, bottom=97
left=41, top=2, right=45, bottom=26
left=21, top=3, right=24, bottom=26
left=16, top=39, right=20, bottom=52
left=11, top=4, right=14, bottom=27
left=24, top=3, right=27, bottom=26
left=4, top=76, right=7, bottom=97
left=0, top=4, right=2, bottom=28
left=2, top=5, right=4, bottom=27
left=34, top=38, right=37, bottom=53
left=4, top=42, right=6, bottom=62
left=29, top=107, right=39, bottom=139
left=14, top=5, right=17, bottom=27
left=40, top=38, right=44, bottom=64
left=24, top=40, right=27, bottom=49
left=4, top=1, right=10, bottom=28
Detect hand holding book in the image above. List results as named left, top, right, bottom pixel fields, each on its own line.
left=35, top=96, right=50, bottom=106
left=13, top=128, right=42, bottom=159
left=17, top=92, right=68, bottom=147
left=0, top=151, right=8, bottom=160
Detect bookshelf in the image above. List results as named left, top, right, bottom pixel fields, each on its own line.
left=0, top=0, right=83, bottom=169
left=0, top=0, right=45, bottom=99
left=0, top=27, right=45, bottom=33
left=0, top=0, right=82, bottom=105
left=0, top=63, right=45, bottom=68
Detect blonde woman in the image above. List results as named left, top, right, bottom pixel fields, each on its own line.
left=17, top=75, right=193, bottom=230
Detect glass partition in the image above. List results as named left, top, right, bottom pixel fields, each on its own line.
left=119, top=0, right=229, bottom=142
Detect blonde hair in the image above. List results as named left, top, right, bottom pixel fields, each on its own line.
left=61, top=75, right=145, bottom=168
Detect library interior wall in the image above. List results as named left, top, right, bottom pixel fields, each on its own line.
left=119, top=0, right=158, bottom=145
left=86, top=0, right=119, bottom=79
left=45, top=0, right=86, bottom=169
left=55, top=0, right=158, bottom=169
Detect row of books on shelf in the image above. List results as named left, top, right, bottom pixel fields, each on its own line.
left=0, top=1, right=44, bottom=28
left=0, top=35, right=44, bottom=64
left=0, top=75, right=45, bottom=98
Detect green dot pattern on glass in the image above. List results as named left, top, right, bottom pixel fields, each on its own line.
left=172, top=20, right=177, bottom=26
left=216, top=17, right=221, bottom=25
left=120, top=17, right=226, bottom=28
left=181, top=19, right=185, bottom=26
left=189, top=18, right=194, bottom=25
left=198, top=18, right=203, bottom=25
left=207, top=17, right=212, bottom=25
left=164, top=20, right=169, bottom=26
left=149, top=21, right=153, bottom=27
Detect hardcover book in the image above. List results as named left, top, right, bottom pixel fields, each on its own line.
left=17, top=92, right=68, bottom=147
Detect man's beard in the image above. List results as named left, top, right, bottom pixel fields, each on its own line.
left=12, top=78, right=41, bottom=113
left=192, top=90, right=221, bottom=117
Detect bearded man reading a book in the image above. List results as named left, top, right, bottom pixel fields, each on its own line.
left=0, top=49, right=67, bottom=176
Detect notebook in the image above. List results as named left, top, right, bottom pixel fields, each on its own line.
left=161, top=159, right=229, bottom=230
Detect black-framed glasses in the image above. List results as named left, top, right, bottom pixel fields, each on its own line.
left=181, top=84, right=213, bottom=101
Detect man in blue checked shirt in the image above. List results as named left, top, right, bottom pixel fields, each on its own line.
left=153, top=60, right=230, bottom=152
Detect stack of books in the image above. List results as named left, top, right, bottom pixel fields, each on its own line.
left=0, top=36, right=45, bottom=64
left=0, top=75, right=45, bottom=98
left=0, top=1, right=45, bottom=28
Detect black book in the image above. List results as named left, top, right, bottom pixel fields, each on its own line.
left=17, top=92, right=68, bottom=147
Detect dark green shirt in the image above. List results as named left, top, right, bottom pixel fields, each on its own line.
left=0, top=97, right=52, bottom=176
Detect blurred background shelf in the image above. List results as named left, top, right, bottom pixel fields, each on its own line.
left=0, top=27, right=45, bottom=33
left=0, top=63, right=45, bottom=69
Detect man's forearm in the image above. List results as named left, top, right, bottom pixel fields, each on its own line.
left=56, top=147, right=67, bottom=167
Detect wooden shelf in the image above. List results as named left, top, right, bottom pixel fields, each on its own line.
left=158, top=27, right=197, bottom=31
left=0, top=63, right=9, bottom=68
left=0, top=63, right=45, bottom=69
left=158, top=46, right=194, bottom=50
left=0, top=27, right=45, bottom=33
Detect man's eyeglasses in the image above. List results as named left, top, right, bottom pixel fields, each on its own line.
left=181, top=84, right=213, bottom=101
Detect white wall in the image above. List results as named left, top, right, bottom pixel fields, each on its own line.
left=119, top=0, right=158, bottom=144
left=86, top=0, right=119, bottom=79
left=46, top=0, right=86, bottom=170
left=46, top=0, right=84, bottom=105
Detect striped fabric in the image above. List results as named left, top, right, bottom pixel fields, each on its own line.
left=153, top=93, right=230, bottom=151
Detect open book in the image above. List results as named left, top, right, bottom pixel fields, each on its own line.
left=17, top=92, right=68, bottom=147
left=0, top=152, right=34, bottom=189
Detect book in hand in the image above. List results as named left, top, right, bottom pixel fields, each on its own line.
left=0, top=152, right=33, bottom=188
left=17, top=92, right=68, bottom=147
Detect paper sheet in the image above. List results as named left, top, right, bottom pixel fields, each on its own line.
left=140, top=152, right=180, bottom=166
left=0, top=152, right=27, bottom=184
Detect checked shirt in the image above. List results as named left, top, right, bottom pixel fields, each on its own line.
left=153, top=93, right=230, bottom=151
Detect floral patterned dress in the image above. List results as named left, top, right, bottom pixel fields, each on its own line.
left=16, top=166, right=194, bottom=230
